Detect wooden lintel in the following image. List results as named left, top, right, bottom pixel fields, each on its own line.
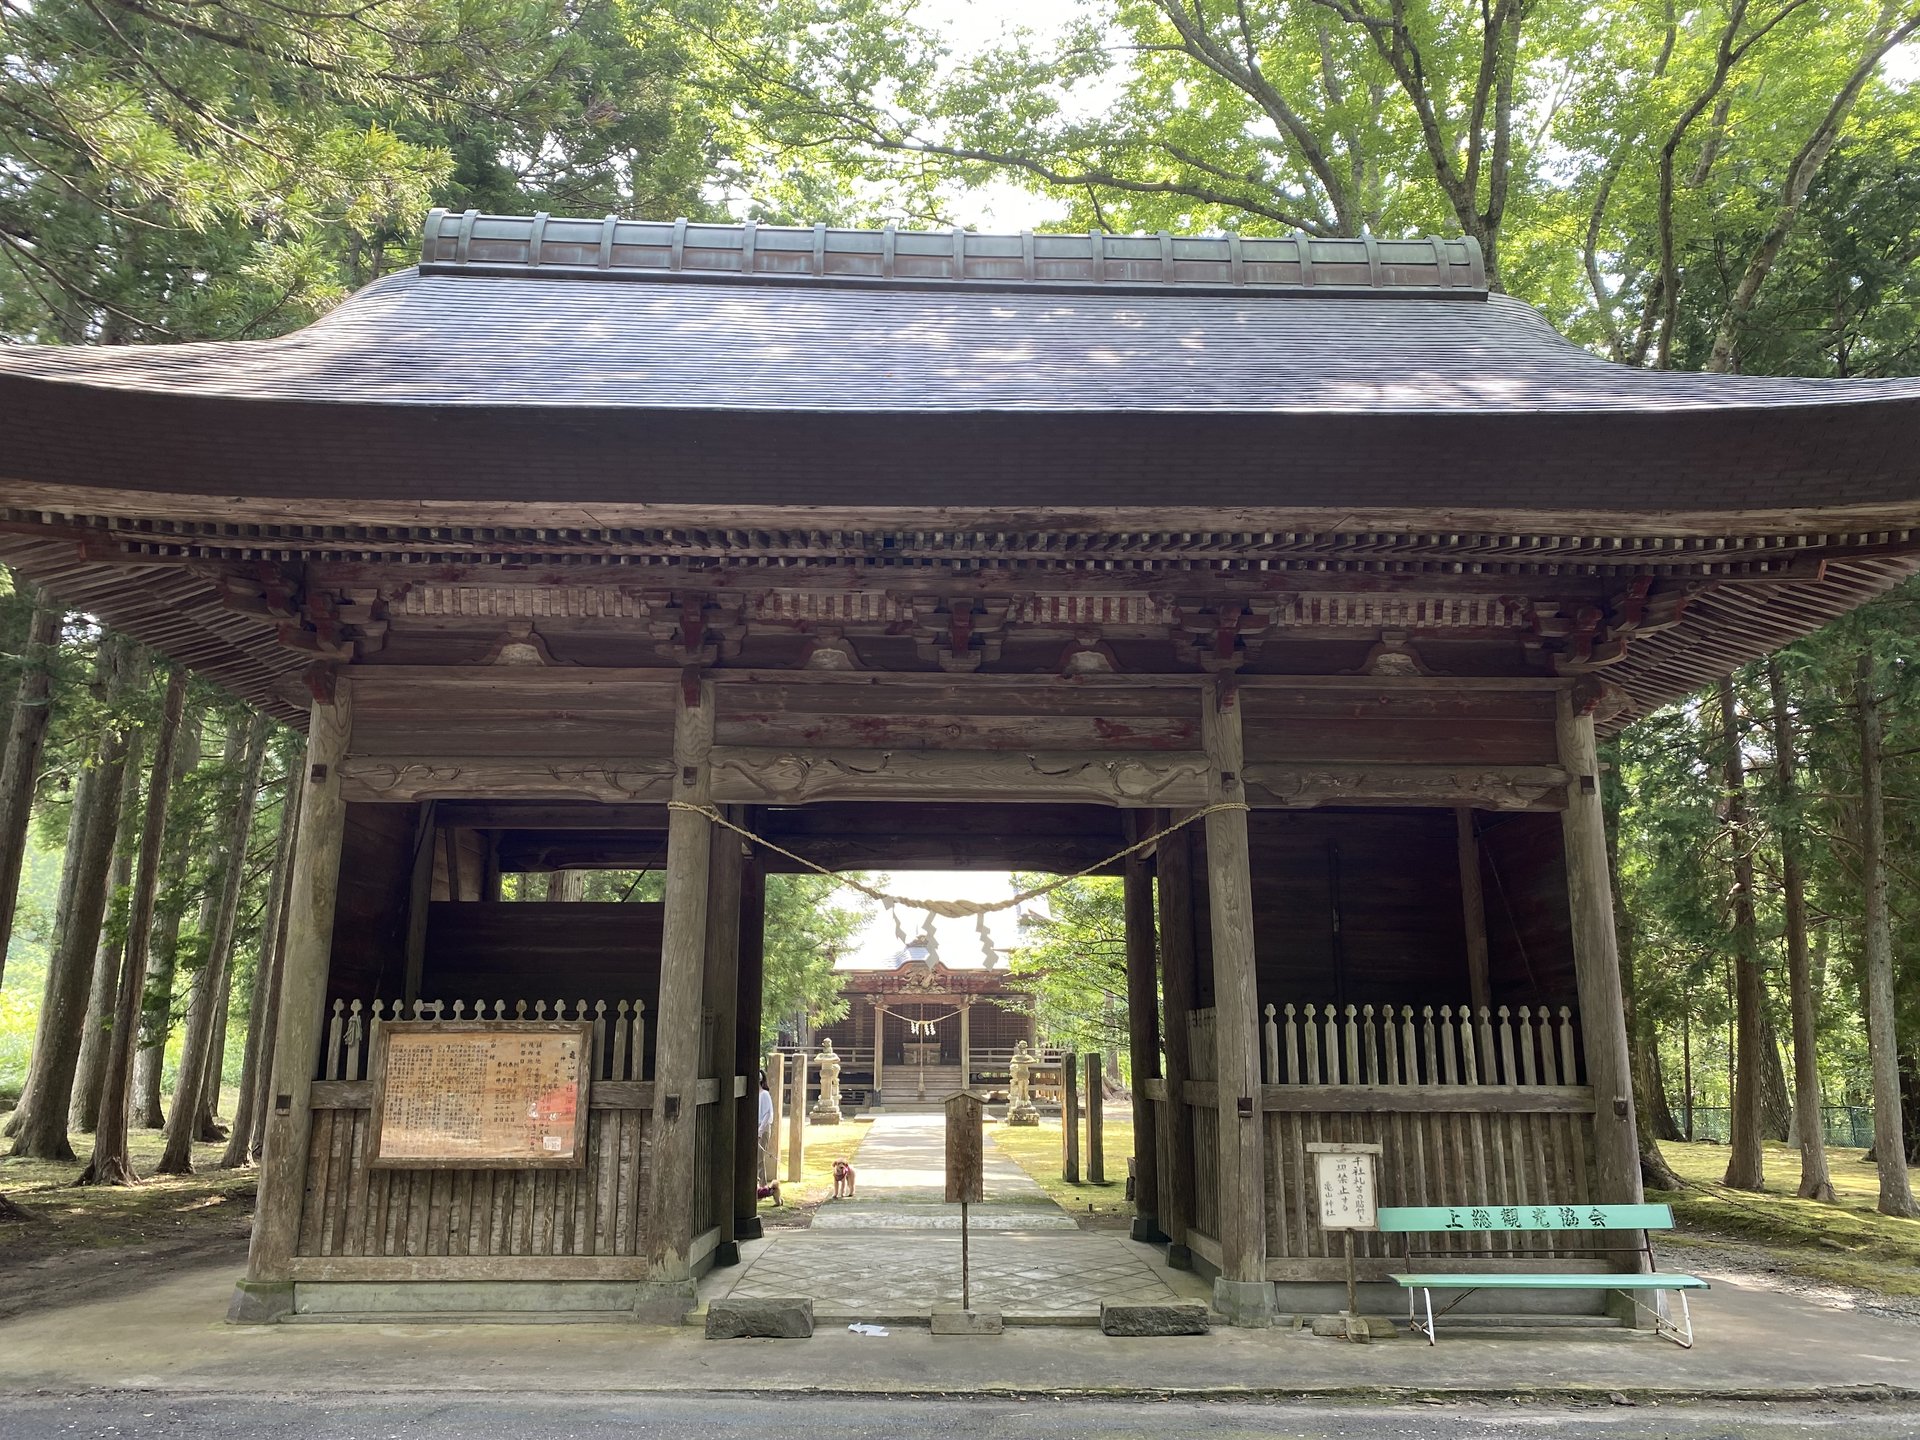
left=1260, top=1084, right=1596, bottom=1114
left=707, top=745, right=1212, bottom=808
left=1243, top=763, right=1570, bottom=811
left=339, top=757, right=676, bottom=804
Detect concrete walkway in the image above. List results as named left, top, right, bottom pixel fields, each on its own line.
left=2, top=1252, right=1917, bottom=1403
left=706, top=1114, right=1201, bottom=1318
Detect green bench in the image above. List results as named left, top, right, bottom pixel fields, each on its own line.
left=1377, top=1203, right=1708, bottom=1347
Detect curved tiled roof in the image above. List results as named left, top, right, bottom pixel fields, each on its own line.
left=5, top=265, right=1920, bottom=416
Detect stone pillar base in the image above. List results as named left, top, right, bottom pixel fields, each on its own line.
left=1130, top=1217, right=1169, bottom=1244
left=226, top=1280, right=295, bottom=1325
left=1212, top=1276, right=1277, bottom=1328
left=735, top=1215, right=765, bottom=1241
left=808, top=1106, right=843, bottom=1125
left=1005, top=1101, right=1040, bottom=1127
left=1165, top=1242, right=1194, bottom=1271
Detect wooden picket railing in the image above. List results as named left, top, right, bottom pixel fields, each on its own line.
left=1256, top=998, right=1598, bottom=1279
left=291, top=995, right=731, bottom=1281
left=318, top=996, right=650, bottom=1083
left=1262, top=1002, right=1583, bottom=1088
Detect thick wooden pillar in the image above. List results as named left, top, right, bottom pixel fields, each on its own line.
left=401, top=800, right=437, bottom=1004
left=1157, top=824, right=1199, bottom=1268
left=1456, top=808, right=1492, bottom=1014
left=959, top=999, right=972, bottom=1091
left=644, top=679, right=714, bottom=1288
left=703, top=805, right=746, bottom=1267
left=733, top=854, right=767, bottom=1240
left=1556, top=689, right=1644, bottom=1213
left=1202, top=679, right=1273, bottom=1325
left=1124, top=848, right=1165, bottom=1242
left=872, top=1003, right=885, bottom=1101
left=231, top=682, right=351, bottom=1321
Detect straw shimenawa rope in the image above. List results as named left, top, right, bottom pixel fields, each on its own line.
left=664, top=800, right=1249, bottom=918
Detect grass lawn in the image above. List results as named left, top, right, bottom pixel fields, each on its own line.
left=760, top=1116, right=875, bottom=1228
left=1652, top=1138, right=1920, bottom=1296
left=990, top=1113, right=1136, bottom=1229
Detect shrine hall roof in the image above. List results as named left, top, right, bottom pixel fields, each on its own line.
left=3, top=218, right=1920, bottom=418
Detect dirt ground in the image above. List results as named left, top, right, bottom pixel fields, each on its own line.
left=0, top=1112, right=257, bottom=1321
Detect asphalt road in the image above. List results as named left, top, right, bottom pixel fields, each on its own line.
left=2, top=1395, right=1916, bottom=1439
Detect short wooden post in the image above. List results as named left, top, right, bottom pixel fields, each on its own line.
left=644, top=679, right=714, bottom=1285
left=234, top=682, right=352, bottom=1312
left=733, top=853, right=767, bottom=1239
left=786, top=1050, right=807, bottom=1184
left=767, top=1049, right=786, bottom=1180
left=1202, top=678, right=1273, bottom=1325
left=703, top=805, right=746, bottom=1267
left=1556, top=689, right=1645, bottom=1216
left=1123, top=846, right=1164, bottom=1241
left=1157, top=823, right=1199, bottom=1267
left=1062, top=1046, right=1081, bottom=1183
left=1086, top=1052, right=1105, bottom=1184
left=1456, top=808, right=1492, bottom=1015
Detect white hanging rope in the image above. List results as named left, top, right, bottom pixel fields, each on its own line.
left=665, top=800, right=1250, bottom=918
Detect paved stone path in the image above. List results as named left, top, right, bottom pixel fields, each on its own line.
left=703, top=1115, right=1208, bottom=1319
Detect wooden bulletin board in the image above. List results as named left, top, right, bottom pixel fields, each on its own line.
left=369, top=1021, right=593, bottom=1169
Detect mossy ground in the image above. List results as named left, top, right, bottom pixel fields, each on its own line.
left=989, top=1112, right=1135, bottom=1229
left=1651, top=1138, right=1920, bottom=1296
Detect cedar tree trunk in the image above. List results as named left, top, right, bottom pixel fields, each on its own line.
left=0, top=593, right=63, bottom=991
left=1721, top=676, right=1768, bottom=1192
left=159, top=715, right=269, bottom=1172
left=132, top=716, right=204, bottom=1128
left=80, top=668, right=189, bottom=1187
left=220, top=763, right=299, bottom=1169
left=71, top=752, right=144, bottom=1132
left=1853, top=649, right=1919, bottom=1216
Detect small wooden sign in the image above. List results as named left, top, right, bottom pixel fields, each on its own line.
left=944, top=1091, right=984, bottom=1204
left=369, top=1020, right=592, bottom=1169
left=1307, top=1141, right=1382, bottom=1230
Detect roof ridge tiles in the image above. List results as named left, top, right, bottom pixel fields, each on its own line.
left=418, top=208, right=1489, bottom=298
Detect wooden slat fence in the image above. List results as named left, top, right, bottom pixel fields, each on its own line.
left=296, top=994, right=658, bottom=1276
left=1256, top=998, right=1600, bottom=1280
left=1263, top=1002, right=1582, bottom=1088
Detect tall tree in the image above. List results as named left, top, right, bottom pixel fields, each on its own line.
left=69, top=750, right=145, bottom=1133
left=1720, top=674, right=1768, bottom=1190
left=1852, top=644, right=1919, bottom=1217
left=158, top=712, right=270, bottom=1172
left=1767, top=656, right=1834, bottom=1199
left=8, top=637, right=141, bottom=1160
left=80, top=666, right=188, bottom=1187
left=220, top=755, right=299, bottom=1169
left=0, top=589, right=63, bottom=990
left=131, top=708, right=206, bottom=1128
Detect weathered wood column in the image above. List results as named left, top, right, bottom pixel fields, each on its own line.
left=1201, top=679, right=1273, bottom=1326
left=1123, top=846, right=1165, bottom=1242
left=1555, top=688, right=1644, bottom=1213
left=703, top=804, right=746, bottom=1267
left=401, top=799, right=437, bottom=1004
left=644, top=678, right=714, bottom=1292
left=959, top=999, right=971, bottom=1091
left=732, top=853, right=767, bottom=1240
left=1456, top=808, right=1492, bottom=1014
left=786, top=1050, right=807, bottom=1183
left=872, top=1003, right=885, bottom=1101
left=230, top=680, right=351, bottom=1323
left=1157, top=824, right=1199, bottom=1269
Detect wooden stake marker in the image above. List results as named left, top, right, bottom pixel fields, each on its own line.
left=933, top=1091, right=1001, bottom=1334
left=1307, top=1141, right=1382, bottom=1341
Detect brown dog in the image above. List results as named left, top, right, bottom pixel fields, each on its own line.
left=832, top=1159, right=856, bottom=1198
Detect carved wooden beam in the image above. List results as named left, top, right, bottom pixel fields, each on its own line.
left=1242, top=762, right=1571, bottom=810
left=707, top=745, right=1212, bottom=808
left=338, top=757, right=676, bottom=804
